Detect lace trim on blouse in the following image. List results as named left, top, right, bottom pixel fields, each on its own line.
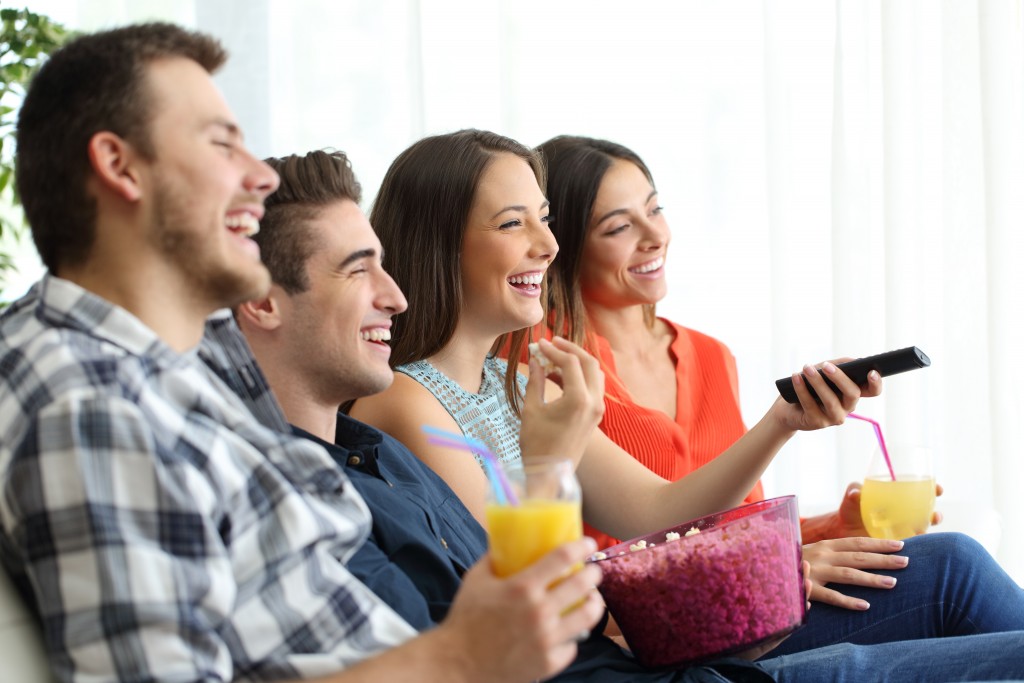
left=396, top=356, right=525, bottom=466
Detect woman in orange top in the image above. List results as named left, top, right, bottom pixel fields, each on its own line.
left=538, top=135, right=942, bottom=600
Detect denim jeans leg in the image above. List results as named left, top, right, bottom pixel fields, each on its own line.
left=761, top=632, right=1024, bottom=683
left=766, top=532, right=1024, bottom=657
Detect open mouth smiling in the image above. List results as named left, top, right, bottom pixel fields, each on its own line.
left=507, top=272, right=544, bottom=292
left=628, top=256, right=664, bottom=275
left=226, top=212, right=260, bottom=238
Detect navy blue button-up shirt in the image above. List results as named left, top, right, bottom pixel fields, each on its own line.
left=294, top=415, right=488, bottom=630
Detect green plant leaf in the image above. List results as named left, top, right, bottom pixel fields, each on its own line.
left=0, top=7, right=69, bottom=301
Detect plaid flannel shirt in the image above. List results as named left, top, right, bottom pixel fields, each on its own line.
left=0, top=275, right=415, bottom=682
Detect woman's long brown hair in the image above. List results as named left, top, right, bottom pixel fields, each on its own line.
left=369, top=129, right=547, bottom=416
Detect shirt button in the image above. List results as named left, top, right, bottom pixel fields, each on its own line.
left=440, top=537, right=449, bottom=550
left=347, top=455, right=361, bottom=466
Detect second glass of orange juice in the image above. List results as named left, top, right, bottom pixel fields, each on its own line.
left=860, top=445, right=935, bottom=540
left=486, top=457, right=582, bottom=577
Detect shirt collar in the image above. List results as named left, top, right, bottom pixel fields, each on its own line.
left=38, top=274, right=184, bottom=366
left=291, top=413, right=384, bottom=470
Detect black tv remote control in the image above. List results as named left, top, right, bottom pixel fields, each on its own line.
left=775, top=346, right=931, bottom=404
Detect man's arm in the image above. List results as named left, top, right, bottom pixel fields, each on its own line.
left=2, top=395, right=241, bottom=681
left=315, top=540, right=605, bottom=683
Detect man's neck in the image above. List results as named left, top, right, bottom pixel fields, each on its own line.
left=59, top=262, right=211, bottom=352
left=260, top=369, right=340, bottom=443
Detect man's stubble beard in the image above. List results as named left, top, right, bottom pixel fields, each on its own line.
left=150, top=173, right=271, bottom=310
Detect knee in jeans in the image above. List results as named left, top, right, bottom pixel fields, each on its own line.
left=906, top=532, right=986, bottom=563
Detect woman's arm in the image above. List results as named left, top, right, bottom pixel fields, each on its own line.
left=573, top=364, right=883, bottom=541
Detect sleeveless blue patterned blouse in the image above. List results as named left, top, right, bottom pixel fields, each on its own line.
left=396, top=356, right=526, bottom=466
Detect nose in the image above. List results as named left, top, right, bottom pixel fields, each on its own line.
left=530, top=219, right=559, bottom=263
left=638, top=216, right=669, bottom=251
left=243, top=152, right=281, bottom=199
left=378, top=271, right=408, bottom=315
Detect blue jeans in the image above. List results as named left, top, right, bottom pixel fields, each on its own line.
left=759, top=632, right=1024, bottom=682
left=768, top=532, right=1024, bottom=655
left=563, top=631, right=1024, bottom=682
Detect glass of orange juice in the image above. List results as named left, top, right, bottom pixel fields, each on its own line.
left=486, top=457, right=582, bottom=577
left=860, top=445, right=935, bottom=540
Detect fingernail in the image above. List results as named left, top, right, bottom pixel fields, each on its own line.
left=895, top=556, right=909, bottom=567
left=803, top=364, right=817, bottom=377
left=882, top=576, right=897, bottom=587
left=793, top=373, right=804, bottom=386
left=888, top=540, right=905, bottom=550
left=857, top=600, right=870, bottom=610
left=869, top=370, right=881, bottom=381
left=822, top=361, right=838, bottom=375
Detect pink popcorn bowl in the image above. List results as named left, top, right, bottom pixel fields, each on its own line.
left=589, top=495, right=806, bottom=669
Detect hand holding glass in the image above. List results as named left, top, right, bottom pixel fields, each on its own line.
left=486, top=457, right=583, bottom=577
left=860, top=445, right=935, bottom=540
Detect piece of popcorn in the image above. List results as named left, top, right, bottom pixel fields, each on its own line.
left=629, top=540, right=648, bottom=552
left=685, top=526, right=701, bottom=537
left=528, top=342, right=559, bottom=376
left=591, top=551, right=608, bottom=561
left=665, top=531, right=681, bottom=542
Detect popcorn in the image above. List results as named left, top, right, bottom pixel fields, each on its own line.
left=593, top=498, right=804, bottom=669
left=591, top=551, right=608, bottom=561
left=528, top=342, right=559, bottom=376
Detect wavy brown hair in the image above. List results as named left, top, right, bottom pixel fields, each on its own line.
left=537, top=135, right=657, bottom=350
left=370, top=129, right=545, bottom=416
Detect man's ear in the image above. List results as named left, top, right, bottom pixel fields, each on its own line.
left=87, top=131, right=143, bottom=202
left=237, top=289, right=284, bottom=332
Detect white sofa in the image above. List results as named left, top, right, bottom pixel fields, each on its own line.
left=0, top=568, right=55, bottom=682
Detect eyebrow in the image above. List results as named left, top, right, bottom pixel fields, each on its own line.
left=489, top=200, right=551, bottom=221
left=207, top=118, right=244, bottom=141
left=594, top=190, right=659, bottom=224
left=340, top=248, right=378, bottom=269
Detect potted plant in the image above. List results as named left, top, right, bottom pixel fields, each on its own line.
left=0, top=7, right=70, bottom=303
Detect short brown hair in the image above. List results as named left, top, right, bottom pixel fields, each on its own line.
left=258, top=150, right=363, bottom=294
left=15, top=22, right=227, bottom=273
left=370, top=129, right=544, bottom=415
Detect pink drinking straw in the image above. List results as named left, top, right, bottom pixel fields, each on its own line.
left=847, top=412, right=897, bottom=481
left=422, top=425, right=520, bottom=505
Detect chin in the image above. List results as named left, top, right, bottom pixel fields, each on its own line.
left=223, top=269, right=272, bottom=309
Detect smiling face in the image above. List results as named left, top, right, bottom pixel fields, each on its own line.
left=459, top=153, right=558, bottom=338
left=580, top=158, right=670, bottom=310
left=275, top=199, right=408, bottom=404
left=139, top=57, right=280, bottom=309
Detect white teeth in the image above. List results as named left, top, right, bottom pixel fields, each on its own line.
left=630, top=257, right=664, bottom=274
left=360, top=329, right=392, bottom=342
left=226, top=213, right=260, bottom=237
left=507, top=273, right=544, bottom=286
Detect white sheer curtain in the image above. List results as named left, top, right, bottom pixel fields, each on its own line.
left=765, top=0, right=1024, bottom=581
left=18, top=0, right=1024, bottom=582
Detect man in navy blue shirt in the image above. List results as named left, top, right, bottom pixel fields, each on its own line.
left=232, top=149, right=1024, bottom=683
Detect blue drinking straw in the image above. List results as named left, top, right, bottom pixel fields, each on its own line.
left=422, top=425, right=519, bottom=505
